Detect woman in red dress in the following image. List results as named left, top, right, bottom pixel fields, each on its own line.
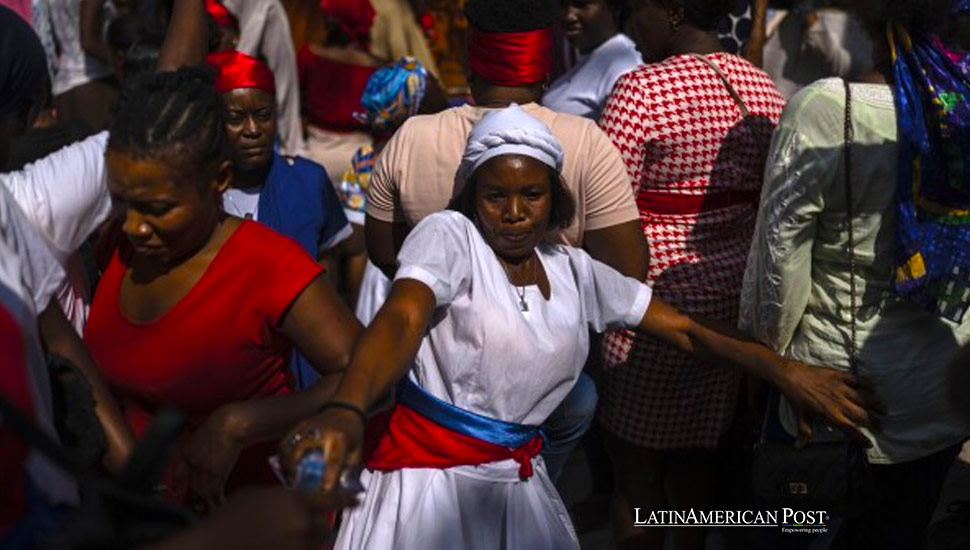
left=596, top=0, right=786, bottom=548
left=83, top=68, right=361, bottom=508
left=299, top=0, right=381, bottom=182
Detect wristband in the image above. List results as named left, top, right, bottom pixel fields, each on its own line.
left=317, top=400, right=368, bottom=424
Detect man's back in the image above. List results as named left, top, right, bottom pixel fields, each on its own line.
left=366, top=102, right=639, bottom=247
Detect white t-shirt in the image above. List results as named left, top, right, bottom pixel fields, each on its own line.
left=542, top=33, right=642, bottom=121
left=1, top=132, right=111, bottom=333
left=222, top=185, right=262, bottom=220
left=0, top=185, right=77, bottom=505
left=394, top=211, right=651, bottom=426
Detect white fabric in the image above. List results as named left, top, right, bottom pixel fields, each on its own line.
left=1, top=132, right=111, bottom=333
left=542, top=33, right=642, bottom=120
left=336, top=211, right=651, bottom=550
left=221, top=0, right=307, bottom=156
left=222, top=185, right=262, bottom=220
left=355, top=260, right=391, bottom=324
left=457, top=105, right=565, bottom=186
left=47, top=0, right=114, bottom=95
left=0, top=185, right=78, bottom=505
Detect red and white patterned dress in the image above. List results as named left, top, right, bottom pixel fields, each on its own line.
left=598, top=53, right=785, bottom=449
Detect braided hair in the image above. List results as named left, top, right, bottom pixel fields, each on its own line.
left=108, top=67, right=228, bottom=177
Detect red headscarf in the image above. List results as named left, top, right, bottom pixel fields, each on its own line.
left=320, top=0, right=376, bottom=47
left=466, top=25, right=552, bottom=87
left=205, top=0, right=236, bottom=28
left=206, top=50, right=276, bottom=95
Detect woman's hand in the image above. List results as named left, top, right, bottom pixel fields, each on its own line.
left=774, top=360, right=884, bottom=446
left=175, top=406, right=247, bottom=510
left=280, top=408, right=365, bottom=492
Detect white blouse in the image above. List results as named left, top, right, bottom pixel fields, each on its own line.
left=395, top=210, right=651, bottom=426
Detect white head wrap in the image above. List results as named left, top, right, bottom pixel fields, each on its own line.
left=456, top=104, right=565, bottom=191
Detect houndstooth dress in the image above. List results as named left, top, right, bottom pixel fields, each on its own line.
left=597, top=53, right=785, bottom=449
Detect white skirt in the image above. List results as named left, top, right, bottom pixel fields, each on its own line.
left=334, top=457, right=579, bottom=550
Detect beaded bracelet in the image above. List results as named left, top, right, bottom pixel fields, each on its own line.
left=317, top=400, right=368, bottom=425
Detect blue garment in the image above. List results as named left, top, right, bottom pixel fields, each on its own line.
left=396, top=377, right=543, bottom=449
left=539, top=371, right=597, bottom=482
left=257, top=152, right=349, bottom=389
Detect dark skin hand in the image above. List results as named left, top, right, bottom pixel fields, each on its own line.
left=107, top=150, right=361, bottom=507
left=284, top=155, right=881, bottom=492
left=38, top=301, right=135, bottom=473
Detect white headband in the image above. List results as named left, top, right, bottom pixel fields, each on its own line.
left=456, top=104, right=564, bottom=190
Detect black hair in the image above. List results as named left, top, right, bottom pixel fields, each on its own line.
left=851, top=0, right=952, bottom=34
left=106, top=14, right=143, bottom=55
left=653, top=0, right=737, bottom=32
left=123, top=33, right=164, bottom=80
left=465, top=0, right=558, bottom=32
left=448, top=157, right=577, bottom=232
left=606, top=0, right=632, bottom=30
left=108, top=67, right=228, bottom=174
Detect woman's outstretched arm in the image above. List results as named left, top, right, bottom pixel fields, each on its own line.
left=635, top=298, right=881, bottom=444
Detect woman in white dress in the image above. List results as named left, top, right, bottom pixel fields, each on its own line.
left=282, top=105, right=879, bottom=549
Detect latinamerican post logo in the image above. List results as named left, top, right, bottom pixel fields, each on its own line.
left=634, top=508, right=829, bottom=534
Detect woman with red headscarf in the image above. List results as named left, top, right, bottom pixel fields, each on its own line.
left=299, top=0, right=381, bottom=183
left=206, top=50, right=353, bottom=390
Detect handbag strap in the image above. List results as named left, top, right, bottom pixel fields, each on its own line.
left=843, top=78, right=860, bottom=376
left=689, top=54, right=751, bottom=118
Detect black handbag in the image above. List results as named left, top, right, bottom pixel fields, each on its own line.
left=751, top=78, right=871, bottom=516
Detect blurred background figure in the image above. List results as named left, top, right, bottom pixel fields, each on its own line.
left=543, top=0, right=641, bottom=121
left=300, top=0, right=381, bottom=183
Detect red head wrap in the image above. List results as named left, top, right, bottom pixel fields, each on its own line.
left=320, top=0, right=376, bottom=47
left=466, top=25, right=552, bottom=87
left=206, top=50, right=276, bottom=96
left=205, top=0, right=236, bottom=28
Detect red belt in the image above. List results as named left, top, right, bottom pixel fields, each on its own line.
left=637, top=189, right=760, bottom=216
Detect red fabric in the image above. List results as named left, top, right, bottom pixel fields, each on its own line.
left=366, top=403, right=544, bottom=480
left=466, top=26, right=553, bottom=86
left=598, top=53, right=786, bottom=449
left=84, top=221, right=323, bottom=500
left=637, top=189, right=759, bottom=215
left=320, top=0, right=375, bottom=47
left=297, top=45, right=376, bottom=132
left=205, top=0, right=236, bottom=28
left=207, top=50, right=276, bottom=96
left=0, top=305, right=34, bottom=536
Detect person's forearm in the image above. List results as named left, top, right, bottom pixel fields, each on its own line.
left=38, top=302, right=134, bottom=472
left=158, top=0, right=206, bottom=71
left=219, top=373, right=344, bottom=444
left=80, top=0, right=113, bottom=65
left=744, top=0, right=769, bottom=67
left=328, top=289, right=430, bottom=412
left=637, top=299, right=791, bottom=388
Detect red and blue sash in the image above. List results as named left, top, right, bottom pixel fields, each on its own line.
left=366, top=378, right=545, bottom=480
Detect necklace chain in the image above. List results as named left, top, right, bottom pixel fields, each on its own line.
left=500, top=253, right=538, bottom=312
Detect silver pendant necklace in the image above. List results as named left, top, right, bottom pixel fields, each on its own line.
left=501, top=254, right=538, bottom=312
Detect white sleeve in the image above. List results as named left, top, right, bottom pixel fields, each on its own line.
left=0, top=132, right=110, bottom=264
left=570, top=248, right=652, bottom=332
left=393, top=212, right=473, bottom=307
left=0, top=186, right=66, bottom=315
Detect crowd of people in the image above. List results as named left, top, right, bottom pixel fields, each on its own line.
left=1, top=0, right=969, bottom=549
